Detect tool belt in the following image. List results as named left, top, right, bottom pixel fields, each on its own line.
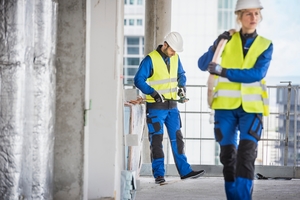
left=146, top=100, right=177, bottom=110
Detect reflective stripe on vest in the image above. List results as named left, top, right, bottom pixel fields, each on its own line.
left=146, top=51, right=178, bottom=102
left=212, top=33, right=271, bottom=116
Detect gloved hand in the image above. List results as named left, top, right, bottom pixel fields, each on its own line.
left=177, top=87, right=186, bottom=98
left=208, top=62, right=227, bottom=77
left=151, top=91, right=165, bottom=103
left=178, top=96, right=189, bottom=103
left=212, top=31, right=231, bottom=52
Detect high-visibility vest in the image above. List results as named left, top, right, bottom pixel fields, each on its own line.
left=212, top=33, right=271, bottom=116
left=145, top=51, right=178, bottom=103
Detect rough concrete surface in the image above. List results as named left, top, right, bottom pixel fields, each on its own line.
left=135, top=176, right=300, bottom=200
left=54, top=0, right=86, bottom=199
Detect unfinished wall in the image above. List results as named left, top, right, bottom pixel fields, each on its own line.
left=54, top=0, right=86, bottom=199
left=85, top=0, right=124, bottom=199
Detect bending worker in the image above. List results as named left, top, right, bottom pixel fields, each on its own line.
left=197, top=0, right=273, bottom=199
left=134, top=32, right=205, bottom=184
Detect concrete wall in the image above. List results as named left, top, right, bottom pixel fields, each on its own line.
left=54, top=0, right=86, bottom=199
left=53, top=0, right=124, bottom=199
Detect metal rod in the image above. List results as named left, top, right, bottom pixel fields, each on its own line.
left=281, top=81, right=292, bottom=166
left=293, top=86, right=299, bottom=175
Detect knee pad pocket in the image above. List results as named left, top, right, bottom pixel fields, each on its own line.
left=220, top=145, right=237, bottom=166
left=220, top=145, right=237, bottom=182
left=151, top=134, right=164, bottom=159
left=176, top=130, right=184, bottom=154
left=237, top=140, right=257, bottom=179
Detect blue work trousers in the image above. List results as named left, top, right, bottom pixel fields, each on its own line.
left=146, top=107, right=192, bottom=178
left=214, top=106, right=263, bottom=200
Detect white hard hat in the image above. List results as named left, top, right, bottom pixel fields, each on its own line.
left=235, top=0, right=263, bottom=13
left=164, top=32, right=183, bottom=52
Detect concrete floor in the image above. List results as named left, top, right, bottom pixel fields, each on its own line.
left=134, top=176, right=300, bottom=200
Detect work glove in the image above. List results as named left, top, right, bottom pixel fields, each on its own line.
left=151, top=91, right=165, bottom=103
left=212, top=31, right=231, bottom=52
left=177, top=87, right=189, bottom=103
left=178, top=97, right=189, bottom=103
left=177, top=87, right=186, bottom=98
left=207, top=62, right=227, bottom=77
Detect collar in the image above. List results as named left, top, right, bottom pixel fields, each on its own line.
left=239, top=29, right=258, bottom=39
left=156, top=45, right=168, bottom=60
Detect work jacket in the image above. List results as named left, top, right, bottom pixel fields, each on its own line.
left=145, top=51, right=178, bottom=103
left=212, top=33, right=271, bottom=116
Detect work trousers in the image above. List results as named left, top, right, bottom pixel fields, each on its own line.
left=214, top=106, right=263, bottom=200
left=146, top=107, right=192, bottom=178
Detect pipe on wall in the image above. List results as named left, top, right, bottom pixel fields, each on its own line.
left=32, top=0, right=57, bottom=199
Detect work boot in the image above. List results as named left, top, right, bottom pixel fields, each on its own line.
left=155, top=176, right=166, bottom=184
left=181, top=170, right=205, bottom=180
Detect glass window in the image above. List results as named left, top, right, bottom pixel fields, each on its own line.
left=137, top=0, right=143, bottom=5
left=224, top=0, right=229, bottom=8
left=127, top=67, right=138, bottom=75
left=130, top=0, right=134, bottom=5
left=124, top=19, right=127, bottom=25
left=137, top=19, right=143, bottom=26
left=127, top=37, right=139, bottom=45
left=217, top=0, right=235, bottom=34
left=129, top=19, right=134, bottom=26
left=223, top=13, right=228, bottom=29
left=124, top=0, right=127, bottom=5
left=218, top=0, right=223, bottom=9
left=123, top=36, right=144, bottom=86
left=278, top=88, right=283, bottom=102
left=126, top=58, right=140, bottom=65
left=128, top=47, right=139, bottom=54
left=218, top=11, right=222, bottom=28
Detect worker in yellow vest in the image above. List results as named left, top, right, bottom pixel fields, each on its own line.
left=197, top=0, right=273, bottom=199
left=134, top=32, right=205, bottom=184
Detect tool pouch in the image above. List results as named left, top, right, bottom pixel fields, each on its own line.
left=146, top=116, right=161, bottom=134
left=248, top=114, right=263, bottom=141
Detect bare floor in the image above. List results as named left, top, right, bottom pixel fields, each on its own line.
left=135, top=176, right=300, bottom=200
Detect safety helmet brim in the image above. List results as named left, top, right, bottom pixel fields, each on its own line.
left=235, top=0, right=263, bottom=13
left=164, top=32, right=184, bottom=52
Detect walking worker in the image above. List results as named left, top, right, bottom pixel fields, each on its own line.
left=134, top=32, right=205, bottom=184
left=197, top=0, right=273, bottom=199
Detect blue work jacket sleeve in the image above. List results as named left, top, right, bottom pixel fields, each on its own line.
left=177, top=57, right=187, bottom=88
left=226, top=43, right=273, bottom=83
left=133, top=55, right=155, bottom=95
left=197, top=46, right=215, bottom=71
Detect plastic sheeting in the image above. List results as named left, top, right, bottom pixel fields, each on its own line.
left=0, top=0, right=57, bottom=199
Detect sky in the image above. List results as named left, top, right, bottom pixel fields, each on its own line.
left=258, top=0, right=300, bottom=78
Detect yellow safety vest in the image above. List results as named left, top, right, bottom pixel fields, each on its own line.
left=146, top=51, right=178, bottom=103
left=212, top=33, right=271, bottom=116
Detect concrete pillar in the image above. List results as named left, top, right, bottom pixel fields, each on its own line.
left=54, top=0, right=85, bottom=199
left=142, top=0, right=172, bottom=164
left=144, top=0, right=172, bottom=55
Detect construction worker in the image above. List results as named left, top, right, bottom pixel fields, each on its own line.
left=197, top=0, right=273, bottom=199
left=134, top=32, right=205, bottom=184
